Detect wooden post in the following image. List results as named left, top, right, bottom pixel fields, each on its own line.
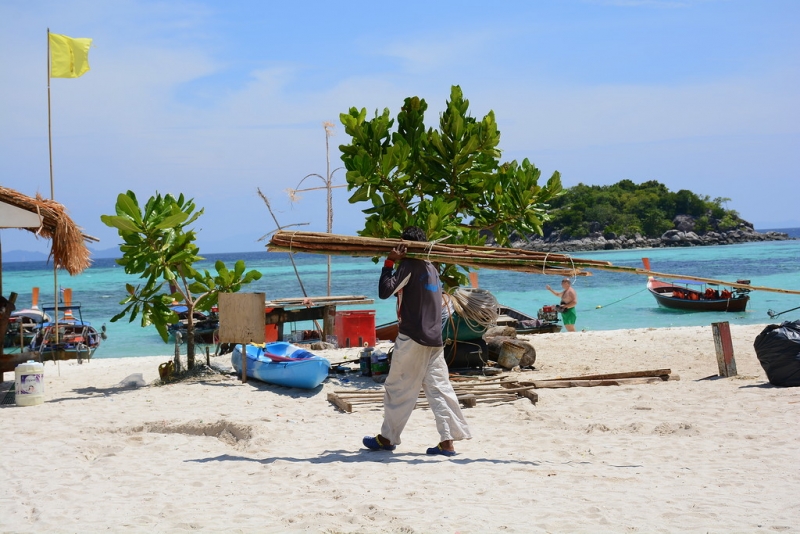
left=323, top=305, right=336, bottom=344
left=0, top=292, right=18, bottom=382
left=712, top=321, right=737, bottom=377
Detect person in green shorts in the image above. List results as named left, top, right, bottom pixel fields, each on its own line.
left=546, top=278, right=578, bottom=332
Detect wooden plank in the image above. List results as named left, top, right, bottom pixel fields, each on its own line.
left=459, top=385, right=537, bottom=395
left=327, top=392, right=353, bottom=413
left=517, top=377, right=670, bottom=389
left=515, top=388, right=539, bottom=405
left=218, top=293, right=265, bottom=344
left=269, top=295, right=371, bottom=304
left=265, top=307, right=325, bottom=325
left=712, top=321, right=738, bottom=377
left=539, top=369, right=672, bottom=382
left=457, top=394, right=477, bottom=408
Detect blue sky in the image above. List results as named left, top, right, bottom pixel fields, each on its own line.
left=1, top=0, right=798, bottom=255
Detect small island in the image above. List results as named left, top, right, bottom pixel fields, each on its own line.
left=503, top=180, right=791, bottom=252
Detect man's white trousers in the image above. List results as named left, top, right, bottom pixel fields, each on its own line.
left=380, top=334, right=472, bottom=445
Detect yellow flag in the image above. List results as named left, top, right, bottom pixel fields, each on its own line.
left=49, top=33, right=92, bottom=78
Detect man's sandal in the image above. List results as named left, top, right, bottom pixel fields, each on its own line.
left=426, top=444, right=456, bottom=457
left=363, top=435, right=396, bottom=451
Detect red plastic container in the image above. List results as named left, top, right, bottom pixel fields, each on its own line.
left=264, top=307, right=279, bottom=342
left=335, top=310, right=376, bottom=348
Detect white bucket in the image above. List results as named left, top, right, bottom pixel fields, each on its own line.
left=15, top=360, right=44, bottom=407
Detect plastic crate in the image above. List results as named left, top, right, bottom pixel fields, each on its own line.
left=335, top=310, right=376, bottom=348
left=264, top=307, right=279, bottom=342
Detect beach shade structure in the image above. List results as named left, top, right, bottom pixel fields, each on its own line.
left=0, top=185, right=97, bottom=276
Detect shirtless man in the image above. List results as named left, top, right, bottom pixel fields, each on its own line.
left=546, top=278, right=578, bottom=332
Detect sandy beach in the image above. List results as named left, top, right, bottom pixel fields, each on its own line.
left=2, top=323, right=798, bottom=533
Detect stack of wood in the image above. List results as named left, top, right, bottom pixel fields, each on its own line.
left=327, top=377, right=538, bottom=413
left=268, top=231, right=608, bottom=276
left=327, top=369, right=677, bottom=413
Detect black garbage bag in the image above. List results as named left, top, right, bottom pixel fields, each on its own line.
left=753, top=320, right=800, bottom=387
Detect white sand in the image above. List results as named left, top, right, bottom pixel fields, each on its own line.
left=2, top=324, right=798, bottom=533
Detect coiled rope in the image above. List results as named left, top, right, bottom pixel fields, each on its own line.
left=445, top=287, right=500, bottom=332
left=441, top=287, right=499, bottom=367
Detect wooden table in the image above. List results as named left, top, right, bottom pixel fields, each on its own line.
left=264, top=296, right=374, bottom=343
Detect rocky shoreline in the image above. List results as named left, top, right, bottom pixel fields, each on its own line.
left=510, top=220, right=793, bottom=253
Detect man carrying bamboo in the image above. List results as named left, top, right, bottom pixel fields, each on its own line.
left=362, top=226, right=472, bottom=456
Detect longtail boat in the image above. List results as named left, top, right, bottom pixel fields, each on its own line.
left=647, top=277, right=750, bottom=312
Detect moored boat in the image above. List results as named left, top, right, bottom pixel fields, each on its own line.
left=29, top=304, right=106, bottom=361
left=231, top=342, right=330, bottom=389
left=496, top=305, right=562, bottom=334
left=4, top=288, right=51, bottom=350
left=647, top=277, right=750, bottom=312
left=167, top=305, right=218, bottom=344
left=4, top=308, right=51, bottom=349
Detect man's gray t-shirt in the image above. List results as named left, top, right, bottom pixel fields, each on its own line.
left=379, top=258, right=442, bottom=347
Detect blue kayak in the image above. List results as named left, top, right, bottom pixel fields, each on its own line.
left=231, top=342, right=330, bottom=389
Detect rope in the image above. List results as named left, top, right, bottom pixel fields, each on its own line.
left=567, top=255, right=576, bottom=285
left=447, top=287, right=500, bottom=332
left=425, top=235, right=450, bottom=261
left=593, top=288, right=647, bottom=310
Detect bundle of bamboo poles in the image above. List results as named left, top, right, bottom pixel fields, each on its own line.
left=268, top=231, right=800, bottom=295
left=268, top=231, right=610, bottom=276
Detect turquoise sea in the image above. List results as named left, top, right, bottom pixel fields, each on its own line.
left=3, top=229, right=799, bottom=359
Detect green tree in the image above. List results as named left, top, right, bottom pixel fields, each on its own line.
left=339, top=85, right=562, bottom=287
left=674, top=189, right=706, bottom=217
left=546, top=180, right=742, bottom=239
left=100, top=191, right=262, bottom=369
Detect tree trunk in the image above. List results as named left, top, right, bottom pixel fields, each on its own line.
left=186, top=303, right=196, bottom=369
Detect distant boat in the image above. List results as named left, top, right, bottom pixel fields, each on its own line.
left=4, top=308, right=51, bottom=350
left=167, top=304, right=218, bottom=344
left=231, top=342, right=330, bottom=389
left=647, top=277, right=750, bottom=312
left=496, top=305, right=562, bottom=334
left=4, top=288, right=50, bottom=350
left=29, top=304, right=106, bottom=361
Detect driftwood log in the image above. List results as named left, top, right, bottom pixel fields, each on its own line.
left=484, top=336, right=536, bottom=369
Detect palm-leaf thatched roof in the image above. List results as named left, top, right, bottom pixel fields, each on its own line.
left=0, top=185, right=97, bottom=275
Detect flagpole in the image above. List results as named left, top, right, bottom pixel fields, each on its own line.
left=47, top=28, right=60, bottom=358
left=47, top=28, right=54, bottom=200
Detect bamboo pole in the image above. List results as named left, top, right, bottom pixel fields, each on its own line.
left=268, top=231, right=612, bottom=265
left=268, top=231, right=800, bottom=295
